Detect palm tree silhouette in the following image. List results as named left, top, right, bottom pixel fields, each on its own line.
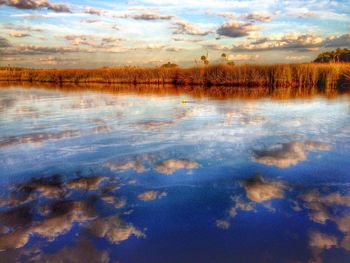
left=221, top=53, right=227, bottom=64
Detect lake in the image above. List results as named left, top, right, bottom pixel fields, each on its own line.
left=0, top=84, right=349, bottom=263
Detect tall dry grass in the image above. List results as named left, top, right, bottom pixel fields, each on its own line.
left=344, top=71, right=350, bottom=80
left=0, top=63, right=349, bottom=89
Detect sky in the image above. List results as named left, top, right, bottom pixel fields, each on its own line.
left=0, top=0, right=349, bottom=68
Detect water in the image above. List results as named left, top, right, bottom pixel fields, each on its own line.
left=0, top=84, right=349, bottom=263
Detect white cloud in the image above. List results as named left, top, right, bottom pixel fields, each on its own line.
left=241, top=12, right=271, bottom=22
left=217, top=21, right=258, bottom=38
left=171, top=20, right=212, bottom=36
left=0, top=0, right=71, bottom=12
left=9, top=31, right=31, bottom=38
left=227, top=54, right=260, bottom=61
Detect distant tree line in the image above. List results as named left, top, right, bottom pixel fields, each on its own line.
left=161, top=53, right=235, bottom=69
left=314, top=48, right=350, bottom=63
left=161, top=62, right=179, bottom=68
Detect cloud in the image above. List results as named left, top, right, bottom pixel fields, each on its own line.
left=0, top=174, right=65, bottom=207
left=132, top=44, right=165, bottom=51
left=0, top=0, right=71, bottom=12
left=299, top=190, right=350, bottom=252
left=84, top=7, right=104, bottom=16
left=0, top=37, right=11, bottom=48
left=0, top=130, right=80, bottom=148
left=111, top=24, right=120, bottom=30
left=172, top=20, right=211, bottom=36
left=35, top=239, right=110, bottom=263
left=0, top=205, right=33, bottom=233
left=155, top=159, right=199, bottom=175
left=286, top=55, right=310, bottom=61
left=0, top=97, right=16, bottom=114
left=2, top=44, right=82, bottom=56
left=100, top=184, right=121, bottom=195
left=30, top=199, right=96, bottom=241
left=66, top=176, right=108, bottom=191
left=87, top=215, right=144, bottom=244
left=172, top=37, right=203, bottom=43
left=130, top=13, right=174, bottom=20
left=252, top=141, right=331, bottom=168
left=8, top=31, right=31, bottom=38
left=135, top=119, right=175, bottom=130
left=242, top=175, right=286, bottom=203
left=0, top=229, right=30, bottom=251
left=3, top=23, right=43, bottom=32
left=115, top=12, right=174, bottom=20
left=309, top=231, right=338, bottom=263
left=10, top=13, right=46, bottom=19
left=209, top=11, right=271, bottom=22
left=286, top=9, right=348, bottom=21
left=296, top=12, right=317, bottom=18
left=216, top=174, right=350, bottom=259
left=334, top=215, right=350, bottom=251
left=309, top=231, right=338, bottom=249
left=227, top=54, right=260, bottom=61
left=165, top=47, right=189, bottom=52
left=0, top=172, right=141, bottom=256
left=216, top=12, right=237, bottom=19
left=101, top=196, right=126, bottom=209
left=81, top=19, right=100, bottom=24
left=324, top=33, right=350, bottom=47
left=138, top=191, right=167, bottom=201
left=92, top=125, right=112, bottom=134
left=0, top=198, right=98, bottom=249
left=216, top=219, right=230, bottom=229
left=134, top=120, right=175, bottom=130
left=228, top=196, right=255, bottom=218
left=241, top=12, right=271, bottom=22
left=206, top=33, right=325, bottom=52
left=63, top=35, right=123, bottom=49
left=105, top=160, right=146, bottom=173
left=38, top=56, right=79, bottom=65
left=299, top=190, right=350, bottom=224
left=259, top=33, right=323, bottom=51
left=13, top=174, right=64, bottom=202
left=216, top=21, right=257, bottom=38
left=239, top=115, right=265, bottom=124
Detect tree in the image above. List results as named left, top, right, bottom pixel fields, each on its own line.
left=161, top=62, right=178, bottom=68
left=226, top=61, right=235, bottom=66
left=335, top=48, right=350, bottom=62
left=221, top=53, right=227, bottom=64
left=314, top=48, right=350, bottom=63
left=200, top=55, right=209, bottom=66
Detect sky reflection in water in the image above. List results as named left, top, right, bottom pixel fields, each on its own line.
left=0, top=85, right=349, bottom=263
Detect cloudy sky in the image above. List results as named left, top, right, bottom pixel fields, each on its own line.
left=0, top=0, right=349, bottom=68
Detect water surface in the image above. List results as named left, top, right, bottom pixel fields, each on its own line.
left=0, top=84, right=349, bottom=263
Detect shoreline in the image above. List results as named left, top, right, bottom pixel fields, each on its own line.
left=2, top=81, right=349, bottom=101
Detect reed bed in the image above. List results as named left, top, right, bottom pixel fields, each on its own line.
left=0, top=63, right=349, bottom=89
left=344, top=70, right=350, bottom=80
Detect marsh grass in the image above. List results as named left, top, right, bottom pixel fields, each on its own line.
left=0, top=63, right=349, bottom=89
left=344, top=71, right=350, bottom=80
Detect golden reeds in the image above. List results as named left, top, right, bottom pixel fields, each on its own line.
left=344, top=71, right=350, bottom=80
left=0, top=63, right=349, bottom=89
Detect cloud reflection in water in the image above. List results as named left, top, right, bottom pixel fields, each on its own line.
left=0, top=85, right=349, bottom=262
